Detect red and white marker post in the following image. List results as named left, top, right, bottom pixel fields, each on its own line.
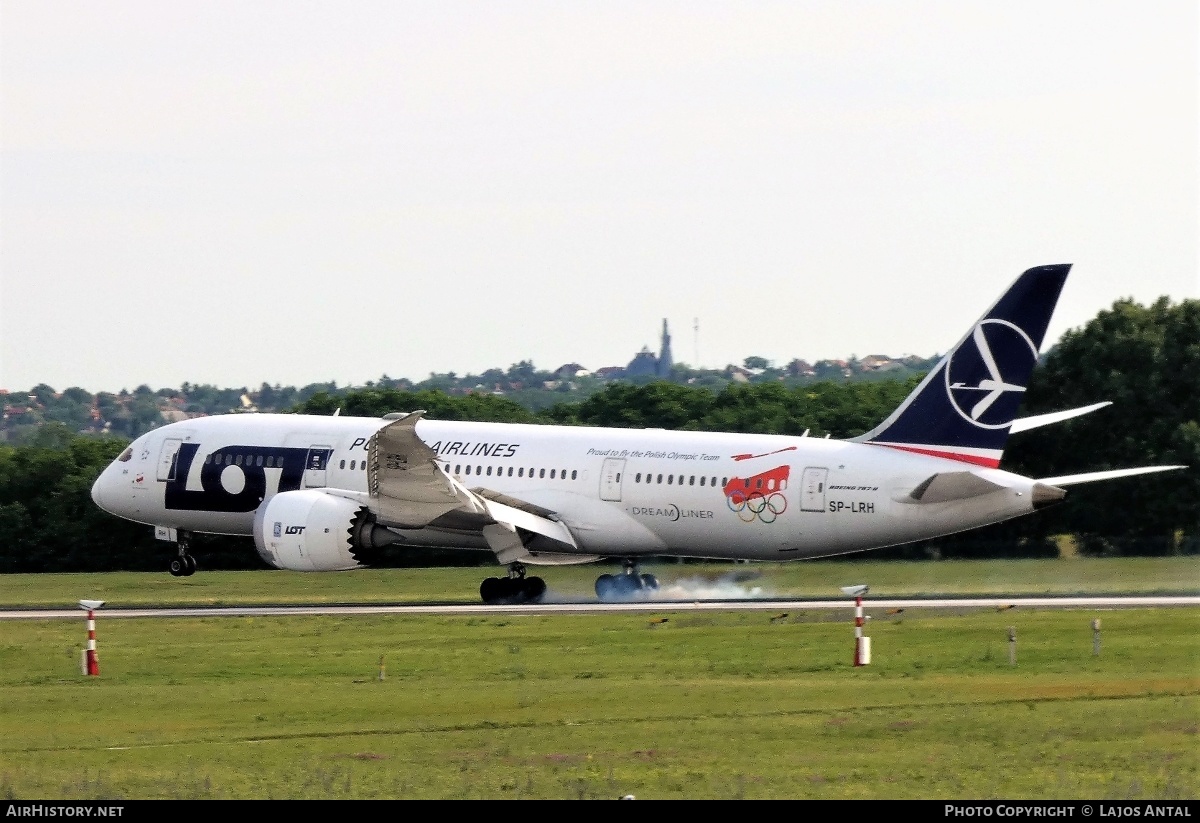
left=853, top=596, right=868, bottom=666
left=78, top=600, right=104, bottom=676
left=840, top=585, right=871, bottom=666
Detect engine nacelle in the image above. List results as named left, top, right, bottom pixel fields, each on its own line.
left=252, top=490, right=401, bottom=571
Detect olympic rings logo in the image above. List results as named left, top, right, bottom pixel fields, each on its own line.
left=727, top=490, right=788, bottom=523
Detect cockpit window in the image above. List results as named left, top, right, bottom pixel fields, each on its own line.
left=117, top=447, right=133, bottom=463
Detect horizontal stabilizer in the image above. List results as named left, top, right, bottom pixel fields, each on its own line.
left=1038, top=465, right=1188, bottom=487
left=1009, top=402, right=1111, bottom=434
left=906, top=471, right=1008, bottom=504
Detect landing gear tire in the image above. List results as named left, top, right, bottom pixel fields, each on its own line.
left=596, top=561, right=658, bottom=601
left=614, top=572, right=645, bottom=597
left=480, top=577, right=504, bottom=603
left=480, top=573, right=547, bottom=605
left=169, top=555, right=197, bottom=577
left=525, top=576, right=546, bottom=602
left=169, top=531, right=196, bottom=577
left=595, top=574, right=617, bottom=600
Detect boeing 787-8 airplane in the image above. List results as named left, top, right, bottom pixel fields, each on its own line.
left=91, top=264, right=1184, bottom=602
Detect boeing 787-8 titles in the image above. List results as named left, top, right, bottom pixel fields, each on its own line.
left=91, top=265, right=1185, bottom=603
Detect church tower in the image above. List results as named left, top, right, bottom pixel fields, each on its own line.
left=657, top=319, right=673, bottom=377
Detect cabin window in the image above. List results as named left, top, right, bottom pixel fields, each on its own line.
left=204, top=454, right=212, bottom=465
left=571, top=470, right=578, bottom=480
left=756, top=479, right=763, bottom=489
left=667, top=475, right=673, bottom=485
left=550, top=469, right=556, bottom=479
left=767, top=479, right=775, bottom=491
left=487, top=466, right=493, bottom=476
left=256, top=456, right=263, bottom=467
left=235, top=454, right=243, bottom=466
left=465, top=465, right=471, bottom=475
left=656, top=474, right=663, bottom=484
left=507, top=467, right=513, bottom=477
left=721, top=477, right=728, bottom=487
left=518, top=467, right=524, bottom=477
left=339, top=460, right=346, bottom=469
left=539, top=468, right=545, bottom=478
left=689, top=476, right=695, bottom=486
left=224, top=454, right=233, bottom=466
left=455, top=464, right=461, bottom=474
left=699, top=476, right=706, bottom=486
left=635, top=473, right=642, bottom=482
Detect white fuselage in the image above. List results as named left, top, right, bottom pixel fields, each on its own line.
left=91, top=413, right=1046, bottom=562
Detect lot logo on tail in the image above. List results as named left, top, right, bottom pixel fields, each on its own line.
left=945, top=319, right=1039, bottom=429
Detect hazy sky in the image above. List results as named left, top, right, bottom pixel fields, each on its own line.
left=2, top=1, right=1196, bottom=394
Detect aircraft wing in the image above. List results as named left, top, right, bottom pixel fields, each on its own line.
left=366, top=412, right=585, bottom=562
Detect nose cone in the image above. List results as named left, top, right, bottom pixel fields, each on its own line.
left=91, top=468, right=115, bottom=514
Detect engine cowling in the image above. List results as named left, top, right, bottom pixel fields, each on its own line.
left=252, top=490, right=401, bottom=571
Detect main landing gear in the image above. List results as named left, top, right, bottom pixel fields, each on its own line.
left=595, top=559, right=659, bottom=601
left=168, top=530, right=197, bottom=577
left=479, top=562, right=546, bottom=605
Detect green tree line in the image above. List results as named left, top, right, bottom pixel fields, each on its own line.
left=0, top=297, right=1194, bottom=573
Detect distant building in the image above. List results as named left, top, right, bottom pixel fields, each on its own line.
left=593, top=366, right=625, bottom=380
left=625, top=346, right=659, bottom=378
left=554, top=363, right=587, bottom=379
left=860, top=354, right=903, bottom=372
left=624, top=319, right=674, bottom=378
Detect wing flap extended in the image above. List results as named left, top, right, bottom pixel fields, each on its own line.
left=367, top=411, right=488, bottom=527
left=472, top=488, right=563, bottom=522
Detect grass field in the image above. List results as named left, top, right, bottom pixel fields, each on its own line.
left=0, top=558, right=1197, bottom=799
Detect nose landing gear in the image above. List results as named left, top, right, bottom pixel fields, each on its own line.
left=479, top=562, right=546, bottom=604
left=168, top=531, right=197, bottom=577
left=595, top=559, right=659, bottom=601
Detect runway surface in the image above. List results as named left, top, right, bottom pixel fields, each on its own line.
left=2, top=595, right=1197, bottom=620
